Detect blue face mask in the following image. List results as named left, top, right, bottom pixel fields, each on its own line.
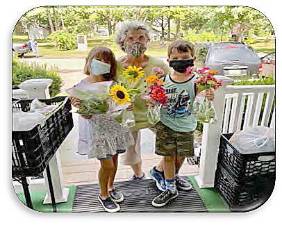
left=90, top=59, right=111, bottom=76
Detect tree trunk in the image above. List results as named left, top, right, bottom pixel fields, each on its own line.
left=47, top=8, right=55, bottom=33
left=167, top=16, right=171, bottom=40
left=161, top=16, right=165, bottom=40
left=175, top=19, right=180, bottom=38
left=52, top=7, right=59, bottom=31
left=107, top=20, right=112, bottom=36
left=59, top=6, right=65, bottom=30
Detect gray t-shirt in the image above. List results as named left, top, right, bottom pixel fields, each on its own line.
left=160, top=74, right=197, bottom=132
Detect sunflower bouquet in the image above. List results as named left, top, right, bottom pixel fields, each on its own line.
left=111, top=66, right=145, bottom=127
left=193, top=67, right=222, bottom=123
left=143, top=72, right=167, bottom=125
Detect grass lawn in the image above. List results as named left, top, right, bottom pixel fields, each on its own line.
left=250, top=40, right=275, bottom=53
left=13, top=34, right=275, bottom=58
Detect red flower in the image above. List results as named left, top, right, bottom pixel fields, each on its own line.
left=149, top=84, right=167, bottom=105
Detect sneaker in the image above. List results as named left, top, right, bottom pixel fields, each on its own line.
left=98, top=195, right=120, bottom=213
left=130, top=172, right=146, bottom=181
left=152, top=189, right=179, bottom=208
left=109, top=189, right=124, bottom=203
left=150, top=167, right=166, bottom=192
left=175, top=176, right=193, bottom=191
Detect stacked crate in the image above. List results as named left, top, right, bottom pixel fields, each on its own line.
left=215, top=133, right=275, bottom=211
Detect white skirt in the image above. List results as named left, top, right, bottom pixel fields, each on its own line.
left=78, top=114, right=134, bottom=160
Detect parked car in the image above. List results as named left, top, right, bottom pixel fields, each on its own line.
left=260, top=52, right=275, bottom=78
left=12, top=42, right=32, bottom=58
left=204, top=42, right=261, bottom=79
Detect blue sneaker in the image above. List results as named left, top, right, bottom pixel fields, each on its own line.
left=150, top=167, right=166, bottom=191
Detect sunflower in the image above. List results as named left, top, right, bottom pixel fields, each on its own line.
left=123, top=66, right=144, bottom=83
left=109, top=84, right=131, bottom=105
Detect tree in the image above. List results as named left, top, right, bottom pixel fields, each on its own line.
left=90, top=7, right=124, bottom=36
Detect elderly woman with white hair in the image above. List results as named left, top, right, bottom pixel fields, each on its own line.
left=114, top=21, right=170, bottom=180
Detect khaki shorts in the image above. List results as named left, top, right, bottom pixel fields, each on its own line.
left=121, top=130, right=142, bottom=165
left=155, top=122, right=194, bottom=157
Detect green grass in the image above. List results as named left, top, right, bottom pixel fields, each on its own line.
left=17, top=186, right=76, bottom=213
left=37, top=37, right=169, bottom=58
left=188, top=176, right=230, bottom=212
left=250, top=39, right=275, bottom=53
left=13, top=34, right=275, bottom=58
left=12, top=35, right=29, bottom=43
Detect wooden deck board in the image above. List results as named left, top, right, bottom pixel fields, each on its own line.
left=62, top=153, right=199, bottom=186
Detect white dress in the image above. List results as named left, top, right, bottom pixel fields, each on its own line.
left=74, top=79, right=134, bottom=159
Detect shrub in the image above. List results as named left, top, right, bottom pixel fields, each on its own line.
left=195, top=44, right=208, bottom=66
left=48, top=30, right=76, bottom=50
left=12, top=58, right=62, bottom=97
left=184, top=30, right=229, bottom=43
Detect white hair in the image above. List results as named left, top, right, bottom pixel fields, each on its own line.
left=115, top=20, right=151, bottom=50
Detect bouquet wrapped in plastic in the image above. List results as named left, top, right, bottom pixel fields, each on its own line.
left=143, top=69, right=168, bottom=125
left=193, top=67, right=222, bottom=123
left=66, top=81, right=119, bottom=117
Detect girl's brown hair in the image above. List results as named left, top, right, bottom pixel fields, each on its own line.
left=84, top=47, right=117, bottom=81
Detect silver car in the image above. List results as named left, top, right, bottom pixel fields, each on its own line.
left=205, top=42, right=261, bottom=79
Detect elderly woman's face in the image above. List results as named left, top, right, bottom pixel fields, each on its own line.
left=123, top=29, right=149, bottom=57
left=124, top=29, right=149, bottom=45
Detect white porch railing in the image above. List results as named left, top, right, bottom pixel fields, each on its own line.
left=195, top=80, right=275, bottom=188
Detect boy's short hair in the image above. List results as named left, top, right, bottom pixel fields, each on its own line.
left=168, top=40, right=195, bottom=57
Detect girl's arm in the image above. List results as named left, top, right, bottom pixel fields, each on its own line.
left=69, top=96, right=81, bottom=108
left=69, top=96, right=92, bottom=119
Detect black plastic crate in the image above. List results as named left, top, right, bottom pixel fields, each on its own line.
left=218, top=133, right=275, bottom=182
left=215, top=164, right=275, bottom=211
left=12, top=96, right=73, bottom=178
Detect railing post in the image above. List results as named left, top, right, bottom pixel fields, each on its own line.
left=17, top=79, right=70, bottom=203
left=195, top=76, right=233, bottom=188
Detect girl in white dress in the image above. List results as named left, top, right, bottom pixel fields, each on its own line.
left=70, top=47, right=134, bottom=212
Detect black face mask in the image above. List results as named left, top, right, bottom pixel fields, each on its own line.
left=169, top=59, right=194, bottom=73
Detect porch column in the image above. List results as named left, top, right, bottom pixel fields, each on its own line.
left=19, top=79, right=69, bottom=203
left=195, top=76, right=233, bottom=188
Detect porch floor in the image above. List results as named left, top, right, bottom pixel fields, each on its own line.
left=61, top=154, right=200, bottom=186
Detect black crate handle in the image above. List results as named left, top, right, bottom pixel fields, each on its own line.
left=257, top=155, right=275, bottom=161
left=222, top=175, right=231, bottom=185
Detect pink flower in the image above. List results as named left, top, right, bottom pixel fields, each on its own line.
left=197, top=67, right=210, bottom=74
left=185, top=66, right=194, bottom=75
left=152, top=67, right=165, bottom=77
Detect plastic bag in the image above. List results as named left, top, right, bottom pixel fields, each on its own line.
left=229, top=126, right=275, bottom=154
left=193, top=95, right=217, bottom=123
left=121, top=110, right=135, bottom=128
left=66, top=81, right=112, bottom=116
left=30, top=98, right=57, bottom=115
left=13, top=111, right=46, bottom=131
left=146, top=104, right=162, bottom=125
